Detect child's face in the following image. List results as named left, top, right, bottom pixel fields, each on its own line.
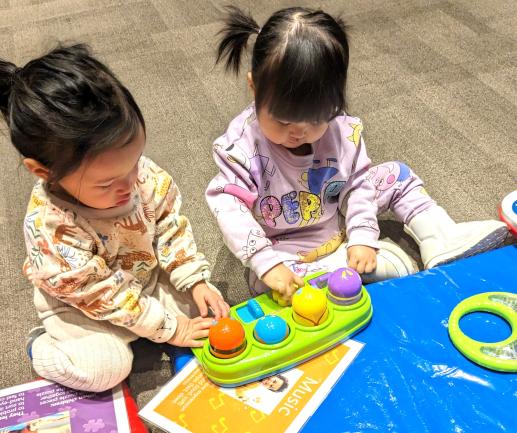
left=257, top=107, right=329, bottom=150
left=57, top=125, right=146, bottom=209
left=261, top=375, right=285, bottom=392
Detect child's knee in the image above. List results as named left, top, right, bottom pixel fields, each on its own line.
left=86, top=357, right=133, bottom=392
left=367, top=162, right=413, bottom=190
left=31, top=333, right=134, bottom=392
left=81, top=338, right=134, bottom=392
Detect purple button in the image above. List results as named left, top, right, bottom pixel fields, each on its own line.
left=327, top=268, right=362, bottom=299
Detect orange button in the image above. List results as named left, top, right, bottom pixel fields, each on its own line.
left=209, top=317, right=246, bottom=352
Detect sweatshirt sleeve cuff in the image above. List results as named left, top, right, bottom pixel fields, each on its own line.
left=346, top=228, right=380, bottom=250
left=169, top=256, right=211, bottom=292
left=127, top=297, right=178, bottom=343
left=249, top=248, right=284, bottom=280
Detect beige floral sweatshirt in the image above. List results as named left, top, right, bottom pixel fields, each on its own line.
left=23, top=156, right=211, bottom=343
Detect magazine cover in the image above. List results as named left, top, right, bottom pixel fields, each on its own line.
left=140, top=340, right=364, bottom=433
left=0, top=380, right=131, bottom=433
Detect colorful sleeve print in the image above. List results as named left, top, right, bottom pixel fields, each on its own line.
left=148, top=160, right=210, bottom=291
left=206, top=138, right=280, bottom=276
left=338, top=119, right=380, bottom=248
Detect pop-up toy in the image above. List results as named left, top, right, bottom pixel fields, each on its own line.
left=192, top=267, right=372, bottom=387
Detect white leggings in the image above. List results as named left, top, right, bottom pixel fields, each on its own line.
left=31, top=273, right=200, bottom=392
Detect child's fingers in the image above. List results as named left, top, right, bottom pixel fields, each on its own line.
left=284, top=283, right=298, bottom=298
left=218, top=300, right=230, bottom=318
left=191, top=328, right=210, bottom=340
left=196, top=299, right=209, bottom=317
left=364, top=260, right=376, bottom=274
left=188, top=339, right=206, bottom=348
left=370, top=256, right=378, bottom=272
left=354, top=259, right=366, bottom=274
left=294, top=275, right=305, bottom=289
left=347, top=254, right=359, bottom=270
left=271, top=289, right=292, bottom=306
left=209, top=294, right=229, bottom=319
left=273, top=281, right=287, bottom=295
left=192, top=317, right=215, bottom=329
left=276, top=296, right=291, bottom=307
left=271, top=289, right=280, bottom=302
left=210, top=306, right=221, bottom=320
left=206, top=297, right=221, bottom=319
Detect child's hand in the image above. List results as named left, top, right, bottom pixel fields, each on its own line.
left=167, top=316, right=214, bottom=347
left=262, top=263, right=305, bottom=305
left=192, top=281, right=230, bottom=320
left=347, top=245, right=377, bottom=274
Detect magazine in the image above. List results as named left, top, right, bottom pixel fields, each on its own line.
left=139, top=340, right=364, bottom=433
left=0, top=380, right=146, bottom=432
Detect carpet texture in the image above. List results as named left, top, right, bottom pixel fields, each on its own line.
left=0, top=0, right=515, bottom=428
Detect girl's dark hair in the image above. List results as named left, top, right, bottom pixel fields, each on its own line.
left=272, top=374, right=288, bottom=393
left=216, top=6, right=349, bottom=123
left=0, top=43, right=145, bottom=183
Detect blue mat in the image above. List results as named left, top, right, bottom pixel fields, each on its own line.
left=303, top=246, right=517, bottom=433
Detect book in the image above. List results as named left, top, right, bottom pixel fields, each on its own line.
left=139, top=340, right=364, bottom=433
left=0, top=380, right=148, bottom=432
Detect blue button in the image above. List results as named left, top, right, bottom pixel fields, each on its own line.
left=254, top=315, right=289, bottom=344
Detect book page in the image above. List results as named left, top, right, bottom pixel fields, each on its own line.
left=140, top=340, right=364, bottom=433
left=0, top=381, right=129, bottom=432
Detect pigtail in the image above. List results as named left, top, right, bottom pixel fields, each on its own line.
left=0, top=59, right=18, bottom=119
left=216, top=6, right=260, bottom=75
left=334, top=16, right=349, bottom=33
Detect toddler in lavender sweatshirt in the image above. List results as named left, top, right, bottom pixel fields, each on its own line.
left=206, top=6, right=508, bottom=304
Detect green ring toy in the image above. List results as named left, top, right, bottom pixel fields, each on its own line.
left=448, top=292, right=517, bottom=372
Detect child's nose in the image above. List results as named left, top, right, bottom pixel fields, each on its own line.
left=117, top=175, right=136, bottom=194
left=290, top=123, right=307, bottom=137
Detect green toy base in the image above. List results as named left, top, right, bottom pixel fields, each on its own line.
left=192, top=271, right=373, bottom=387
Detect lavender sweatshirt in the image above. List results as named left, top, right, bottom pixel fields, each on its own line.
left=206, top=104, right=380, bottom=279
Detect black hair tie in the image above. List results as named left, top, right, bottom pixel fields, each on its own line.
left=9, top=66, right=22, bottom=85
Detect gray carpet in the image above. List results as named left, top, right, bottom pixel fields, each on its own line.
left=0, top=0, right=515, bottom=428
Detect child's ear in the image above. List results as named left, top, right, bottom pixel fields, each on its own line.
left=23, top=158, right=50, bottom=181
left=247, top=72, right=255, bottom=94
